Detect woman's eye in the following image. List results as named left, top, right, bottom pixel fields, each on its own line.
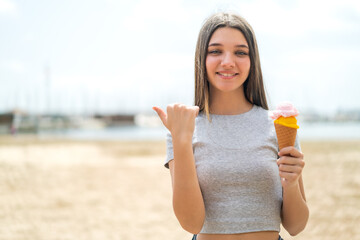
left=208, top=50, right=221, bottom=54
left=236, top=51, right=248, bottom=56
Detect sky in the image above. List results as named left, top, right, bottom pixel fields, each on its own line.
left=0, top=0, right=359, bottom=115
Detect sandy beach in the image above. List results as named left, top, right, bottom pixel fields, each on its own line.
left=0, top=136, right=359, bottom=240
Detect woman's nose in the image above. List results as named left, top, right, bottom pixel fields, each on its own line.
left=221, top=52, right=235, bottom=68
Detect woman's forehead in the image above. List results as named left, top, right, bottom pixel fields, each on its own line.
left=208, top=27, right=248, bottom=46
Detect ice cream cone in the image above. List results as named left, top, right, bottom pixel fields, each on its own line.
left=271, top=102, right=300, bottom=150
left=274, top=122, right=297, bottom=150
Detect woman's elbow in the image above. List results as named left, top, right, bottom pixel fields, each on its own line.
left=180, top=222, right=203, bottom=235
left=288, top=225, right=306, bottom=236
left=286, top=214, right=309, bottom=236
left=173, top=202, right=205, bottom=234
left=177, top=213, right=205, bottom=234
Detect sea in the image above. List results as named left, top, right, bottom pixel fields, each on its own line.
left=38, top=122, right=360, bottom=141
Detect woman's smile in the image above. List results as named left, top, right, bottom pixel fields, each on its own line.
left=216, top=71, right=239, bottom=79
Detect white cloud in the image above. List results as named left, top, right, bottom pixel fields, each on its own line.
left=123, top=52, right=193, bottom=83
left=0, top=0, right=17, bottom=16
left=121, top=0, right=359, bottom=38
left=23, top=32, right=36, bottom=42
left=0, top=60, right=25, bottom=73
left=235, top=0, right=360, bottom=37
left=121, top=0, right=198, bottom=30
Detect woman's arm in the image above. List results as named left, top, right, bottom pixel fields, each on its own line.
left=278, top=147, right=309, bottom=236
left=153, top=105, right=205, bottom=234
left=169, top=137, right=205, bottom=233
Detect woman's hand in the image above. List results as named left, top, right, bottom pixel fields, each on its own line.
left=277, top=147, right=305, bottom=189
left=152, top=104, right=199, bottom=142
left=278, top=147, right=308, bottom=235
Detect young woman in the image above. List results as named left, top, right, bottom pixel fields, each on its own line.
left=153, top=12, right=309, bottom=240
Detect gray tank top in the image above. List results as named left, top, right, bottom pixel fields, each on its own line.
left=165, top=105, right=301, bottom=234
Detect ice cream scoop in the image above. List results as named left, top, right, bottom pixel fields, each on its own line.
left=271, top=102, right=299, bottom=150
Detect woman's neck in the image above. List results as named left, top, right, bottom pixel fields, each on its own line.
left=209, top=87, right=253, bottom=115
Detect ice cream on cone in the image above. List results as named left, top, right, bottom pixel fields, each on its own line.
left=271, top=102, right=299, bottom=150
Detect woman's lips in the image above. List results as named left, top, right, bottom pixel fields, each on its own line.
left=216, top=72, right=238, bottom=79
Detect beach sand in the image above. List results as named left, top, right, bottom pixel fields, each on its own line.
left=0, top=136, right=359, bottom=239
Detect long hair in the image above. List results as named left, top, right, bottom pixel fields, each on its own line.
left=194, top=12, right=268, bottom=119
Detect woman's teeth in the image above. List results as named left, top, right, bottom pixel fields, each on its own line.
left=218, top=73, right=236, bottom=77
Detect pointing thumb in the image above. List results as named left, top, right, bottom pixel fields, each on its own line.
left=152, top=106, right=167, bottom=127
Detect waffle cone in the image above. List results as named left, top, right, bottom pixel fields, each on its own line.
left=274, top=123, right=297, bottom=150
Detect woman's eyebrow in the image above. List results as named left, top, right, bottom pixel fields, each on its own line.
left=208, top=43, right=222, bottom=47
left=208, top=43, right=248, bottom=48
left=236, top=44, right=248, bottom=48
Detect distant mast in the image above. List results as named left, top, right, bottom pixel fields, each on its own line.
left=44, top=64, right=51, bottom=115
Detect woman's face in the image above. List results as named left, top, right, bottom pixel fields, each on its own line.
left=206, top=27, right=251, bottom=94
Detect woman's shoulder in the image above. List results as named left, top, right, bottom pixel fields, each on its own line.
left=244, top=105, right=273, bottom=122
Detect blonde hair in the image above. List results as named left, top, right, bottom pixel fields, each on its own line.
left=194, top=12, right=268, bottom=119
